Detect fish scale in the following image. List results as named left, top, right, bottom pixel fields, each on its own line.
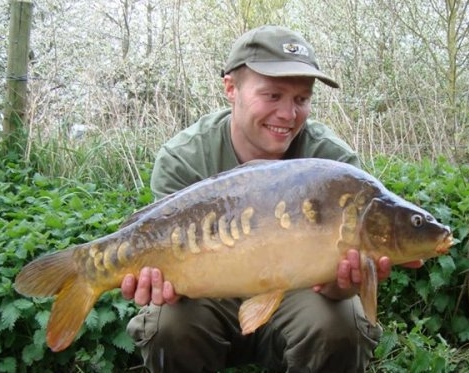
left=14, top=158, right=453, bottom=352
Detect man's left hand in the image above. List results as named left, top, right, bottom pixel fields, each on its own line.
left=313, top=249, right=424, bottom=299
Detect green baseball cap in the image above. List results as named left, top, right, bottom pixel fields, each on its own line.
left=222, top=25, right=339, bottom=88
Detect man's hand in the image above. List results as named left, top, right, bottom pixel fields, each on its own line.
left=314, top=249, right=424, bottom=299
left=121, top=267, right=180, bottom=306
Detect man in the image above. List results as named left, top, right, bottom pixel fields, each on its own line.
left=121, top=25, right=422, bottom=373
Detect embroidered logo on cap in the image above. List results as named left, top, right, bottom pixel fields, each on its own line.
left=283, top=43, right=309, bottom=56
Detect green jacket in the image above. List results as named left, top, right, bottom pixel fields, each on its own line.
left=150, top=108, right=359, bottom=200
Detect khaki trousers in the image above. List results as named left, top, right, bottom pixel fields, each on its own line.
left=127, top=290, right=382, bottom=373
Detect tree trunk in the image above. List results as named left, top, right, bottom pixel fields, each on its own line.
left=2, top=0, right=33, bottom=156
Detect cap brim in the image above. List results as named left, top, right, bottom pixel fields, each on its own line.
left=247, top=61, right=339, bottom=88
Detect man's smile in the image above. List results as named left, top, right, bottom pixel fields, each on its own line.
left=265, top=124, right=292, bottom=135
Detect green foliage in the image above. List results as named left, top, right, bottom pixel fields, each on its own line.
left=370, top=319, right=468, bottom=373
left=367, top=156, right=469, bottom=372
left=0, top=159, right=153, bottom=373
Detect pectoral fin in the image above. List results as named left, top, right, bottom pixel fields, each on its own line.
left=239, top=290, right=285, bottom=335
left=359, top=253, right=378, bottom=326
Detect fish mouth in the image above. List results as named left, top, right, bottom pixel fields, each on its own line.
left=436, top=231, right=454, bottom=254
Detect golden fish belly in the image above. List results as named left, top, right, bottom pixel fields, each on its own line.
left=128, top=221, right=343, bottom=299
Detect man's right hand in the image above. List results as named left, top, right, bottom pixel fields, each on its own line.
left=121, top=267, right=180, bottom=306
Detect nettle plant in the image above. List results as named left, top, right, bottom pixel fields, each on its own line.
left=369, top=157, right=469, bottom=373
left=0, top=161, right=153, bottom=373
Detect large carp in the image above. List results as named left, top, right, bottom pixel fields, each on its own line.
left=15, top=158, right=453, bottom=352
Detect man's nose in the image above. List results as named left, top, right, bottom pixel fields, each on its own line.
left=277, top=99, right=297, bottom=121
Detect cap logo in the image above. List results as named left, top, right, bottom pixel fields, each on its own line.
left=282, top=43, right=309, bottom=57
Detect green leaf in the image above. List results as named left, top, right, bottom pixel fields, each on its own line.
left=375, top=330, right=398, bottom=358
left=13, top=298, right=34, bottom=311
left=90, top=343, right=105, bottom=364
left=415, top=279, right=429, bottom=301
left=32, top=173, right=50, bottom=188
left=429, top=272, right=446, bottom=289
left=390, top=270, right=410, bottom=287
left=112, top=298, right=136, bottom=319
left=452, top=316, right=469, bottom=342
left=0, top=302, right=21, bottom=331
left=137, top=189, right=153, bottom=205
left=432, top=356, right=447, bottom=372
left=35, top=310, right=51, bottom=329
left=22, top=342, right=45, bottom=365
left=0, top=357, right=17, bottom=373
left=111, top=330, right=135, bottom=353
left=410, top=348, right=431, bottom=372
left=68, top=194, right=84, bottom=210
left=437, top=255, right=456, bottom=275
left=85, top=212, right=104, bottom=226
left=33, top=328, right=47, bottom=346
left=97, top=308, right=117, bottom=328
left=44, top=213, right=65, bottom=229
left=457, top=225, right=469, bottom=241
left=432, top=205, right=453, bottom=223
left=424, top=315, right=442, bottom=334
left=432, top=293, right=450, bottom=313
left=105, top=218, right=123, bottom=228
left=85, top=308, right=99, bottom=329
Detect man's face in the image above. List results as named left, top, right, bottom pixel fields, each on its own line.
left=224, top=68, right=314, bottom=163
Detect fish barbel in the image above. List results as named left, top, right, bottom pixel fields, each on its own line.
left=15, top=159, right=453, bottom=352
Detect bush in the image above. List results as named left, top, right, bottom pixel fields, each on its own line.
left=0, top=159, right=153, bottom=373
left=368, top=156, right=469, bottom=373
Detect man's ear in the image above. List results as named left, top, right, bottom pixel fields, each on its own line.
left=223, top=74, right=236, bottom=103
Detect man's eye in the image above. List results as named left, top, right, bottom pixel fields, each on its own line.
left=296, top=97, right=309, bottom=105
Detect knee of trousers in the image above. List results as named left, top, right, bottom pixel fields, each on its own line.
left=280, top=293, right=381, bottom=352
left=126, top=302, right=198, bottom=373
left=316, top=297, right=380, bottom=348
left=276, top=293, right=382, bottom=371
left=127, top=302, right=199, bottom=349
left=127, top=300, right=235, bottom=373
left=308, top=296, right=382, bottom=362
left=304, top=311, right=357, bottom=351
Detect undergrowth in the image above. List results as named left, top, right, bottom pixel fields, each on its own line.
left=0, top=159, right=153, bottom=373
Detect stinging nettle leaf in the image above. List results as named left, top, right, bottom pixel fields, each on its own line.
left=437, top=255, right=456, bottom=275
left=111, top=330, right=135, bottom=353
left=0, top=302, right=21, bottom=331
left=429, top=272, right=446, bottom=289
left=0, top=357, right=17, bottom=373
left=21, top=343, right=44, bottom=366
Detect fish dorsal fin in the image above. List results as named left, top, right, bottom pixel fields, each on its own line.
left=121, top=159, right=277, bottom=229
left=359, top=253, right=378, bottom=326
left=120, top=192, right=180, bottom=228
left=239, top=290, right=285, bottom=335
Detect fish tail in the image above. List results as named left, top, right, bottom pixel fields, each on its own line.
left=47, top=275, right=100, bottom=351
left=15, top=247, right=101, bottom=351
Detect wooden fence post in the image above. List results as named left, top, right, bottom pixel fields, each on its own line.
left=1, top=0, right=33, bottom=156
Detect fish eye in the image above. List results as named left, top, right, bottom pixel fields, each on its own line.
left=411, top=214, right=424, bottom=227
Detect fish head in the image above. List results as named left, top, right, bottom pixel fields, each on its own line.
left=360, top=197, right=453, bottom=264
